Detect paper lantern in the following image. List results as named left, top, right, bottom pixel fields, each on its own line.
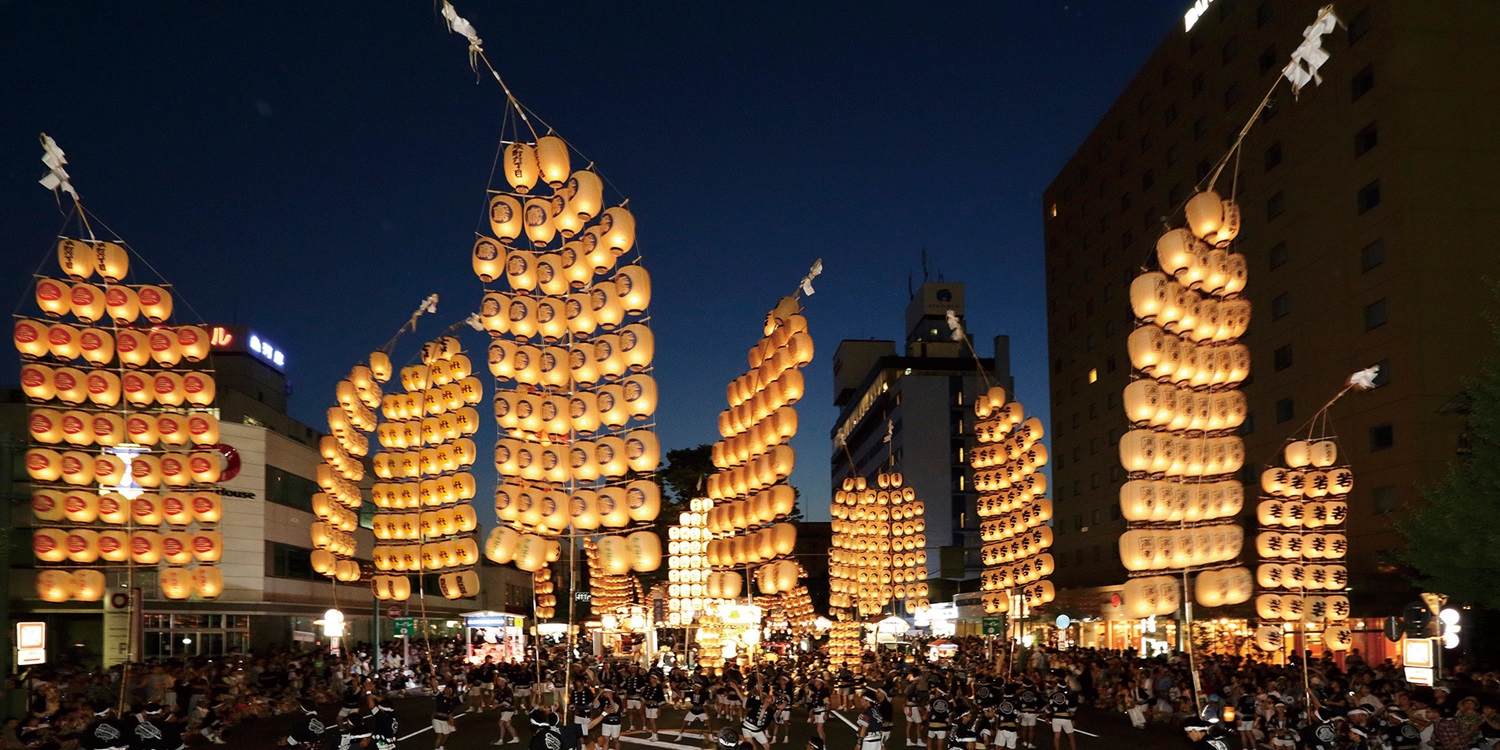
left=503, top=142, right=539, bottom=193
left=77, top=327, right=114, bottom=366
left=627, top=531, right=663, bottom=572
left=72, top=569, right=106, bottom=602
left=89, top=240, right=129, bottom=282
left=162, top=532, right=194, bottom=565
left=191, top=492, right=222, bottom=523
left=104, top=285, right=139, bottom=324
left=182, top=371, right=216, bottom=406
left=485, top=527, right=521, bottom=564
left=37, top=570, right=76, bottom=602
left=52, top=367, right=88, bottom=405
left=567, top=170, right=604, bottom=220
left=35, top=278, right=71, bottom=317
left=82, top=371, right=120, bottom=409
left=535, top=134, right=571, bottom=188
left=26, top=448, right=63, bottom=483
left=97, top=530, right=128, bottom=562
left=193, top=567, right=224, bottom=599
left=599, top=206, right=636, bottom=255
left=160, top=567, right=193, bottom=599
left=46, top=323, right=80, bottom=363
left=137, top=285, right=173, bottom=323
left=191, top=531, right=224, bottom=562
left=439, top=569, right=480, bottom=599
left=129, top=530, right=164, bottom=564
left=524, top=198, right=557, bottom=245
left=14, top=319, right=49, bottom=359
left=20, top=363, right=55, bottom=402
left=176, top=326, right=210, bottom=362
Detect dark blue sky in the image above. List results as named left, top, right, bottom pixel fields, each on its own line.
left=1, top=1, right=1188, bottom=522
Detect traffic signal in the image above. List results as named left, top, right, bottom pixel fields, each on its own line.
left=1401, top=602, right=1435, bottom=638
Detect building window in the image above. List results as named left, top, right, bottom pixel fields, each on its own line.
left=266, top=466, right=317, bottom=512
left=1119, top=193, right=1132, bottom=211
left=1167, top=143, right=1182, bottom=166
left=1357, top=180, right=1382, bottom=214
left=268, top=542, right=318, bottom=581
left=1273, top=345, right=1293, bottom=371
left=1372, top=485, right=1395, bottom=514
left=1106, top=355, right=1117, bottom=373
left=1110, top=505, right=1122, bottom=520
left=1191, top=73, right=1205, bottom=97
left=1089, top=401, right=1099, bottom=417
left=1193, top=116, right=1208, bottom=139
left=1371, top=358, right=1392, bottom=387
left=1258, top=44, right=1278, bottom=75
left=1088, top=368, right=1098, bottom=383
left=1196, top=160, right=1212, bottom=182
left=1264, top=142, right=1283, bottom=171
left=1224, top=82, right=1241, bottom=109
left=1275, top=398, right=1295, bottom=424
left=1162, top=63, right=1177, bottom=87
left=1266, top=191, right=1285, bottom=220
left=1355, top=122, right=1378, bottom=156
left=1141, top=169, right=1155, bottom=189
left=1092, top=546, right=1102, bottom=562
left=1364, top=299, right=1389, bottom=330
left=1349, top=9, right=1371, bottom=44
left=1240, top=413, right=1256, bottom=436
left=1221, top=39, right=1238, bottom=65
left=1370, top=423, right=1395, bottom=452
left=1269, top=241, right=1289, bottom=270
left=1164, top=104, right=1178, bottom=126
left=1360, top=239, right=1385, bottom=271
left=1272, top=293, right=1291, bottom=319
left=1189, top=32, right=1204, bottom=54
left=1090, top=437, right=1099, bottom=455
left=1351, top=65, right=1375, bottom=100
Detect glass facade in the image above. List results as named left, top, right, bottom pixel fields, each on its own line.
left=142, top=614, right=251, bottom=659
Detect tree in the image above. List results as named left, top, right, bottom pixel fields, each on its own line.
left=1398, top=291, right=1500, bottom=610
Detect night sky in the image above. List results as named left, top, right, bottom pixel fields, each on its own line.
left=1, top=1, right=1189, bottom=522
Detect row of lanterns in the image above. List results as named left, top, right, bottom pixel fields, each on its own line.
left=1128, top=271, right=1250, bottom=343
left=974, top=386, right=1054, bottom=616
left=827, top=620, right=863, bottom=667
left=29, top=409, right=220, bottom=448
left=1124, top=328, right=1251, bottom=388
left=491, top=383, right=655, bottom=434
left=1119, top=479, right=1245, bottom=524
left=533, top=568, right=557, bottom=620
left=26, top=449, right=224, bottom=486
left=1122, top=379, right=1248, bottom=433
left=494, top=480, right=661, bottom=530
left=707, top=295, right=811, bottom=595
left=19, top=364, right=215, bottom=407
left=313, top=355, right=385, bottom=590
left=27, top=233, right=227, bottom=602
left=761, top=584, right=816, bottom=638
left=585, top=536, right=640, bottom=615
left=484, top=527, right=562, bottom=572
left=493, top=432, right=659, bottom=481
left=14, top=320, right=211, bottom=366
left=1118, top=431, right=1247, bottom=476
left=485, top=325, right=654, bottom=385
left=33, top=490, right=222, bottom=524
left=477, top=276, right=649, bottom=341
left=1118, top=524, right=1245, bottom=572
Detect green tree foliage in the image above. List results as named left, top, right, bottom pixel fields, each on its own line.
left=1399, top=308, right=1500, bottom=609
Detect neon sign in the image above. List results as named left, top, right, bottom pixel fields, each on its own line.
left=210, top=327, right=234, bottom=346
left=249, top=334, right=286, bottom=368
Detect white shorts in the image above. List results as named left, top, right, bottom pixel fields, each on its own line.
left=602, top=724, right=621, bottom=738
left=906, top=707, right=922, bottom=722
left=1051, top=718, right=1073, bottom=734
left=685, top=710, right=707, bottom=723
left=776, top=711, right=789, bottom=724
left=811, top=712, right=825, bottom=725
left=860, top=737, right=884, bottom=749
left=500, top=710, right=514, bottom=721
left=1019, top=713, right=1038, bottom=727
left=928, top=729, right=948, bottom=739
left=995, top=730, right=1017, bottom=749
left=1237, top=721, right=1255, bottom=732
left=646, top=707, right=660, bottom=719
left=432, top=719, right=454, bottom=733
left=627, top=699, right=643, bottom=709
left=743, top=728, right=768, bottom=744
left=576, top=716, right=592, bottom=734
left=517, top=688, right=531, bottom=697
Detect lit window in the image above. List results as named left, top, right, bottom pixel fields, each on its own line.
left=1088, top=368, right=1098, bottom=383
left=1050, top=204, right=1058, bottom=217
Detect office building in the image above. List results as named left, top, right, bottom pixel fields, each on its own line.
left=831, top=282, right=1014, bottom=584
left=1043, top=0, right=1500, bottom=619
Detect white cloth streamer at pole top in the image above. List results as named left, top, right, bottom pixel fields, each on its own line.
left=440, top=1, right=483, bottom=70
left=38, top=133, right=78, bottom=200
left=1348, top=365, right=1380, bottom=390
left=945, top=309, right=964, bottom=341
left=799, top=258, right=823, bottom=297
left=1281, top=6, right=1341, bottom=96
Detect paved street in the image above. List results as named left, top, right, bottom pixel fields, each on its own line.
left=259, top=697, right=1192, bottom=750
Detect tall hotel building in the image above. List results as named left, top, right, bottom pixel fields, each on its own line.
left=831, top=282, right=1014, bottom=586
left=1043, top=0, right=1500, bottom=621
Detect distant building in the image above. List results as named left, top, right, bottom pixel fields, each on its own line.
left=830, top=282, right=1014, bottom=584
left=1042, top=0, right=1500, bottom=622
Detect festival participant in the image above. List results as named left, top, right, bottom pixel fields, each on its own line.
left=856, top=691, right=886, bottom=750
left=643, top=673, right=667, bottom=742
left=904, top=674, right=928, bottom=747
left=679, top=680, right=714, bottom=742
left=737, top=682, right=772, bottom=750
left=283, top=699, right=325, bottom=749
left=770, top=687, right=793, bottom=745
left=432, top=684, right=460, bottom=750
left=1044, top=674, right=1079, bottom=750
left=1183, top=719, right=1231, bottom=750
left=597, top=689, right=623, bottom=750
left=992, top=689, right=1020, bottom=750
left=79, top=702, right=131, bottom=750
left=493, top=676, right=520, bottom=746
left=364, top=698, right=399, bottom=750
left=129, top=703, right=181, bottom=750
left=925, top=687, right=952, bottom=750
left=1015, top=678, right=1042, bottom=750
